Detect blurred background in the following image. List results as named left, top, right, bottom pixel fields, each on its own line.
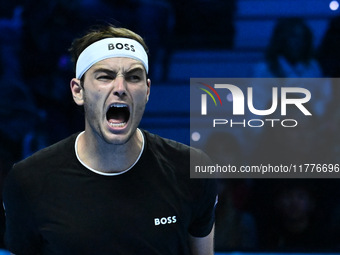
left=1, top=0, right=340, bottom=253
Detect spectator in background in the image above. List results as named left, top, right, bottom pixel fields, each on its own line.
left=258, top=180, right=328, bottom=251
left=253, top=17, right=321, bottom=78
left=251, top=17, right=331, bottom=117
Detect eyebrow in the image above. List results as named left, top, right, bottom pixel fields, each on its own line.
left=125, top=66, right=145, bottom=75
left=93, top=66, right=145, bottom=75
left=93, top=68, right=116, bottom=75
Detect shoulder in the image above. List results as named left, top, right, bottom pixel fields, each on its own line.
left=5, top=133, right=79, bottom=190
left=141, top=130, right=214, bottom=189
left=142, top=130, right=207, bottom=164
left=13, top=133, right=78, bottom=171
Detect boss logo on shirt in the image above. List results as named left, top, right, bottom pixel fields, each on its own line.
left=154, top=216, right=177, bottom=226
left=108, top=43, right=135, bottom=52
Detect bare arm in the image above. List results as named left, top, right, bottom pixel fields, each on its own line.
left=189, top=224, right=215, bottom=255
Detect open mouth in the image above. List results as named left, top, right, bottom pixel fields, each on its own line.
left=106, top=103, right=130, bottom=128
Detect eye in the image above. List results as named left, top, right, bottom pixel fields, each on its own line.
left=126, top=74, right=142, bottom=83
left=97, top=74, right=115, bottom=81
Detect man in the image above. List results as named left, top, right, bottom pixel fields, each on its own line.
left=3, top=25, right=217, bottom=254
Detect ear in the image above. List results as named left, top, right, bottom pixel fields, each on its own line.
left=70, top=78, right=84, bottom=106
left=146, top=78, right=151, bottom=102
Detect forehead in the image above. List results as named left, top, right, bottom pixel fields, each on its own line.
left=90, top=57, right=145, bottom=72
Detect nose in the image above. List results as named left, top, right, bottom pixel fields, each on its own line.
left=113, top=75, right=127, bottom=97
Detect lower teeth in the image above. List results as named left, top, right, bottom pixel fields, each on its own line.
left=109, top=122, right=126, bottom=127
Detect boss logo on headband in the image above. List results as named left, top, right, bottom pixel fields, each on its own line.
left=108, top=43, right=135, bottom=52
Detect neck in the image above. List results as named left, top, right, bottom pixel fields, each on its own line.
left=76, top=129, right=144, bottom=174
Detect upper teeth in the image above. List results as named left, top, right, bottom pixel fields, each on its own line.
left=111, top=103, right=127, bottom=108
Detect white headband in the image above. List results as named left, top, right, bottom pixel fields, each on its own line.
left=76, top=37, right=148, bottom=79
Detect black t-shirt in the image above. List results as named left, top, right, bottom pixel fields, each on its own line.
left=3, top=130, right=216, bottom=255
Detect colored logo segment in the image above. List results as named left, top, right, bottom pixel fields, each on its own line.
left=199, top=82, right=222, bottom=106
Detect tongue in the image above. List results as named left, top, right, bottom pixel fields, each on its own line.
left=108, top=118, right=124, bottom=124
left=108, top=112, right=125, bottom=124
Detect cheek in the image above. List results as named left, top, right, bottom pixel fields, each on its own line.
left=133, top=87, right=149, bottom=103
left=85, top=88, right=104, bottom=102
left=83, top=91, right=103, bottom=114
